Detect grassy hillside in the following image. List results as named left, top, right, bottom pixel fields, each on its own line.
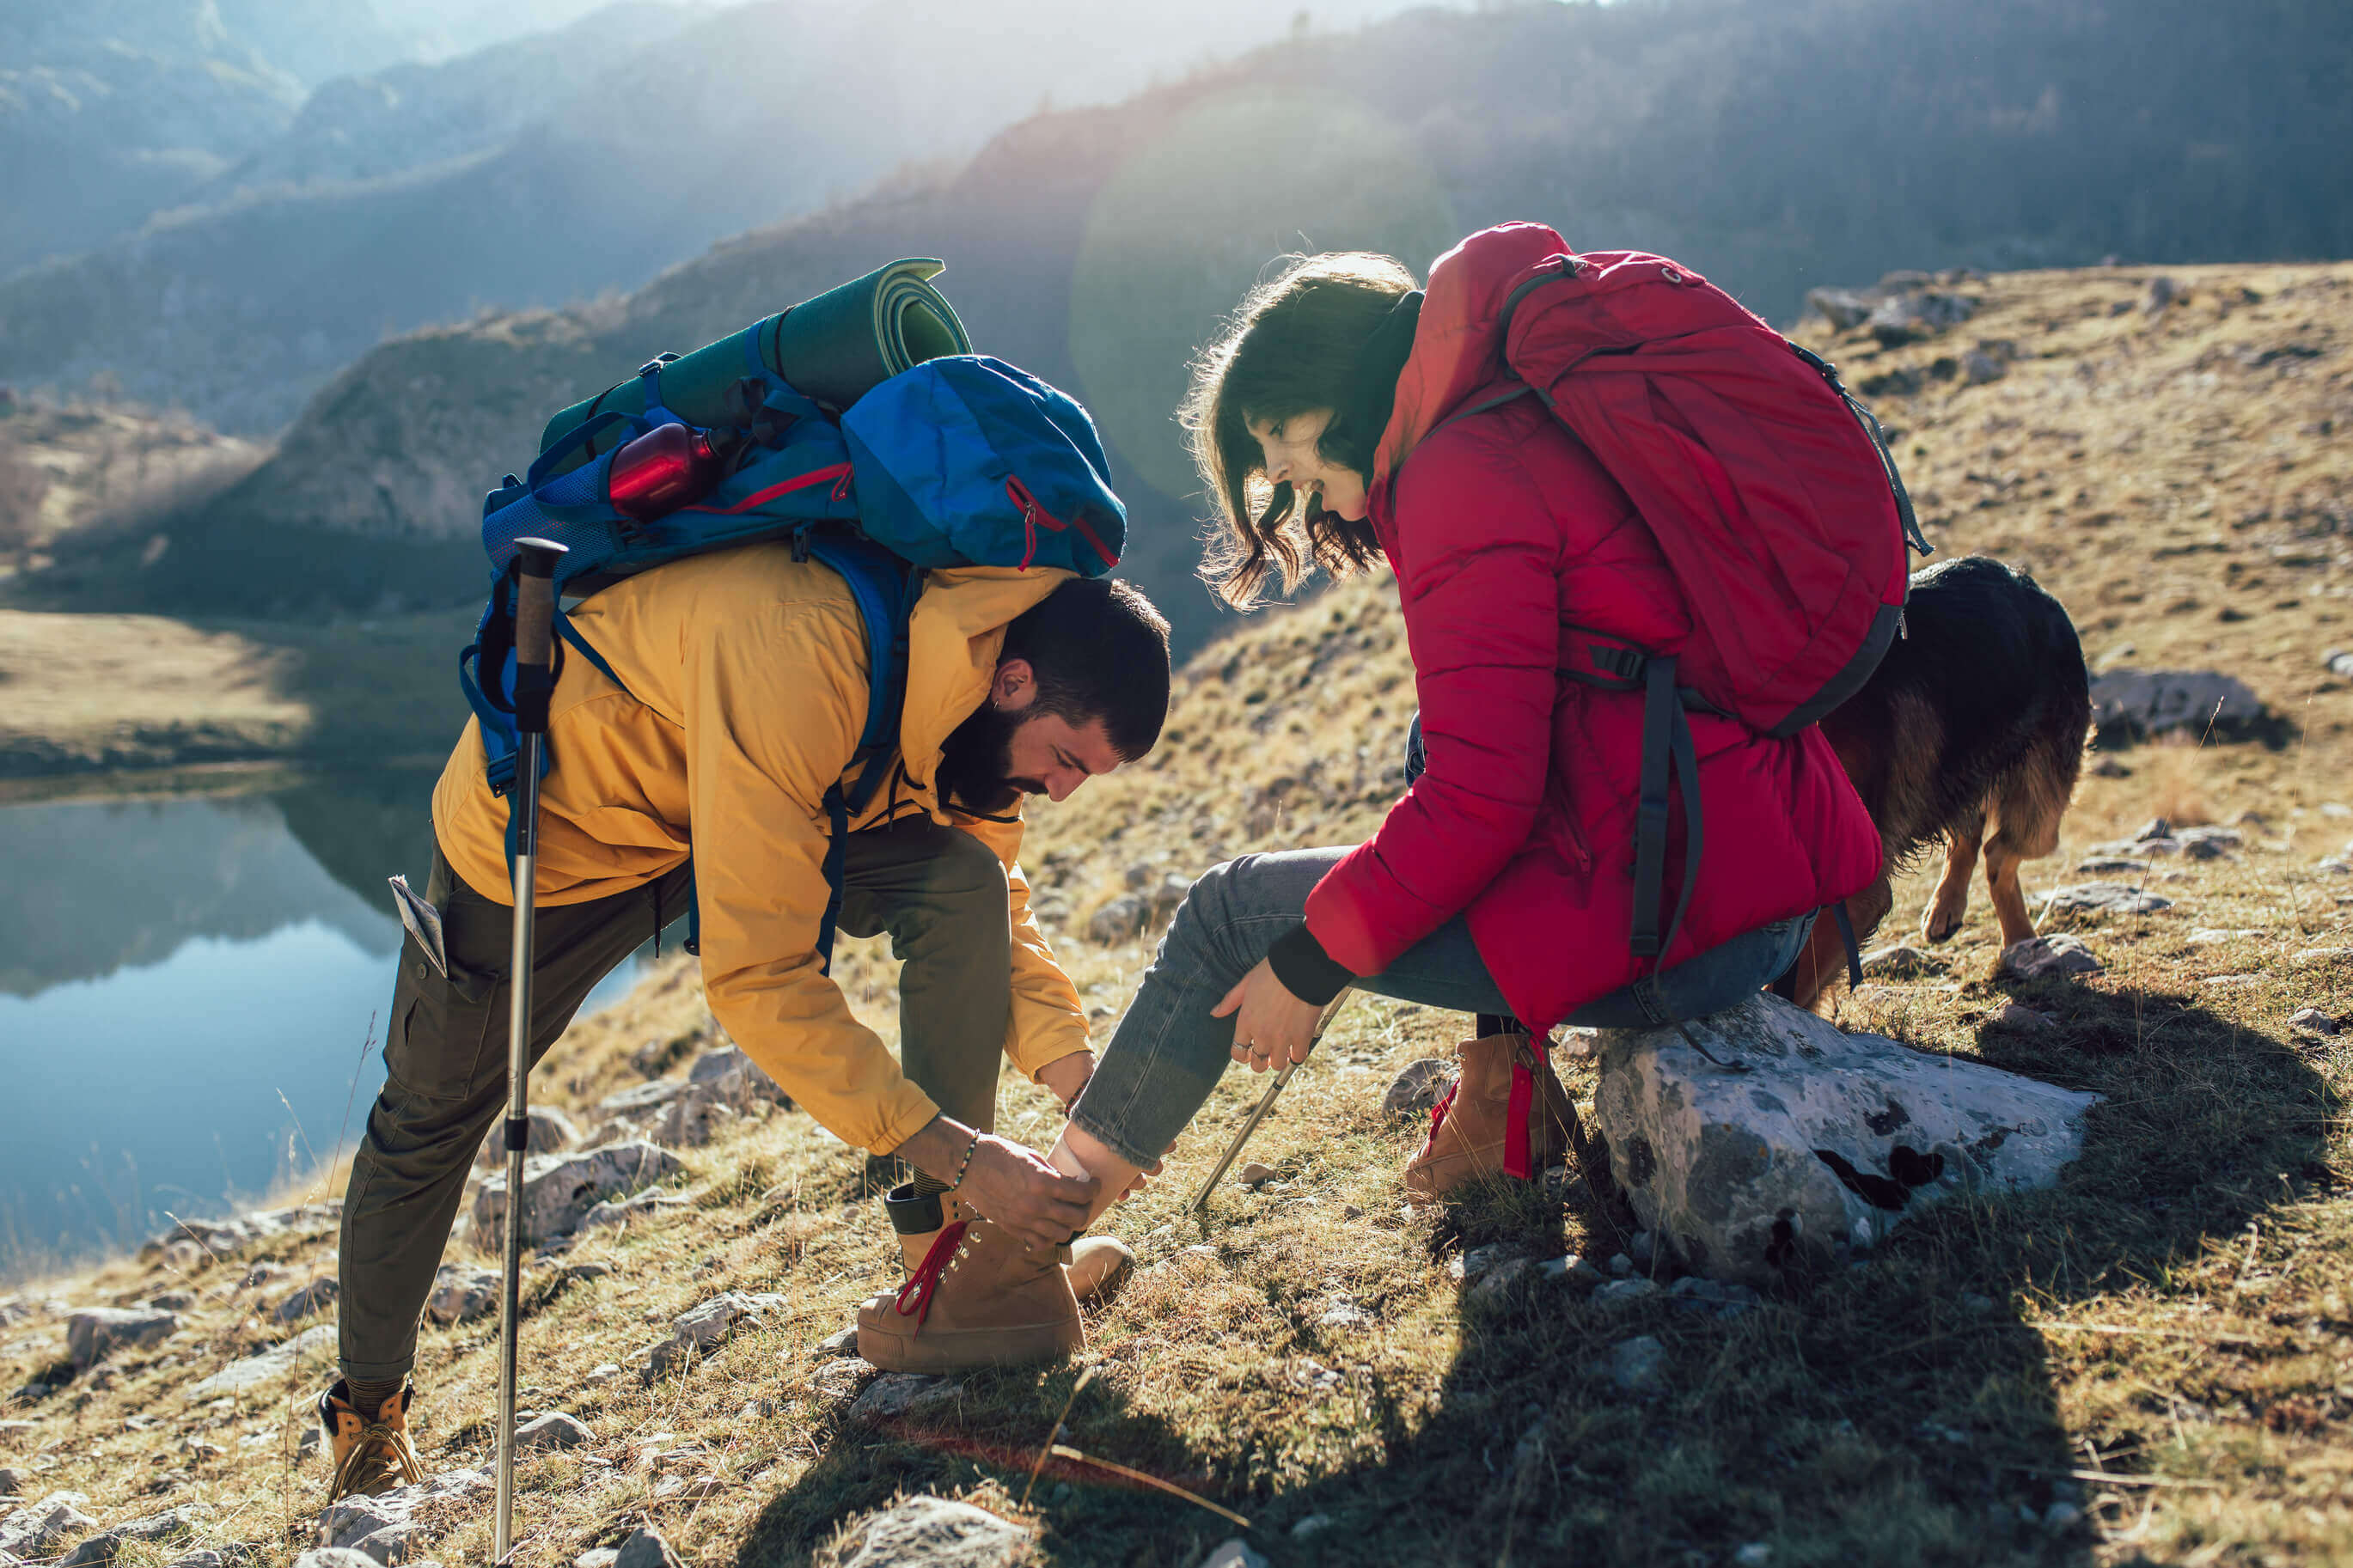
left=1, top=261, right=2347, bottom=1565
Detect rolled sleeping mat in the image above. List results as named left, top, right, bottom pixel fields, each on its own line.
left=537, top=258, right=971, bottom=473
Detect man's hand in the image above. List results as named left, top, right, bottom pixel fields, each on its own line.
left=1035, top=1050, right=1094, bottom=1111
left=1212, top=958, right=1324, bottom=1073
left=897, top=1117, right=1097, bottom=1252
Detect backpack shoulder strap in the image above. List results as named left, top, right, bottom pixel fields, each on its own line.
left=803, top=534, right=918, bottom=812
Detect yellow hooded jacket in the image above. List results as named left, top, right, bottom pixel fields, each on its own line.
left=431, top=545, right=1090, bottom=1155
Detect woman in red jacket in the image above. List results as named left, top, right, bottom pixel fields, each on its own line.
left=877, top=226, right=1883, bottom=1367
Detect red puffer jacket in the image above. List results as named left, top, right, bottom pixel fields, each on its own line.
left=1303, top=223, right=1883, bottom=1030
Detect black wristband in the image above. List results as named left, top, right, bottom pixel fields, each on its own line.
left=1266, top=921, right=1354, bottom=1006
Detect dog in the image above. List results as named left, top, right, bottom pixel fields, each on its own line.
left=1782, top=554, right=2092, bottom=1009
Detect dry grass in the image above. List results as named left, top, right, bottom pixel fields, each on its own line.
left=3, top=260, right=2351, bottom=1566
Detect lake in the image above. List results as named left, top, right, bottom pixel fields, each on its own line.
left=0, top=772, right=649, bottom=1282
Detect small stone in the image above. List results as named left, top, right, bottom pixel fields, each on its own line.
left=1989, top=1001, right=2056, bottom=1032
left=612, top=1526, right=686, bottom=1568
left=1735, top=1547, right=1773, bottom=1568
left=57, top=1505, right=205, bottom=1568
left=513, top=1412, right=593, bottom=1454
left=67, top=1307, right=178, bottom=1369
left=1608, top=1253, right=1634, bottom=1278
left=1195, top=1541, right=1270, bottom=1568
left=1628, top=1230, right=1656, bottom=1270
left=1999, top=933, right=2103, bottom=980
left=1380, top=1059, right=1455, bottom=1120
left=1291, top=1513, right=1334, bottom=1539
left=583, top=1363, right=622, bottom=1384
left=814, top=1324, right=860, bottom=1358
left=424, top=1266, right=499, bottom=1327
left=814, top=1358, right=878, bottom=1400
left=187, top=1324, right=335, bottom=1396
left=147, top=1292, right=195, bottom=1311
left=471, top=1141, right=686, bottom=1248
left=294, top=1553, right=385, bottom=1568
left=2292, top=946, right=2353, bottom=967
left=1593, top=1278, right=1660, bottom=1308
left=1601, top=1334, right=1667, bottom=1394
left=1538, top=1255, right=1604, bottom=1294
left=2289, top=1007, right=2339, bottom=1037
left=1238, top=1162, right=1278, bottom=1187
left=1459, top=1244, right=1514, bottom=1284
left=1085, top=894, right=1152, bottom=945
left=1468, top=1259, right=1536, bottom=1308
left=2044, top=1502, right=2082, bottom=1529
left=2089, top=757, right=2130, bottom=778
left=840, top=1496, right=1030, bottom=1568
left=2041, top=882, right=2173, bottom=915
left=574, top=1553, right=620, bottom=1568
left=0, top=1493, right=99, bottom=1559
left=2188, top=928, right=2258, bottom=944
left=850, top=1373, right=960, bottom=1422
left=472, top=1106, right=580, bottom=1172
left=1341, top=1204, right=1365, bottom=1220
left=1317, top=1301, right=1368, bottom=1328
left=273, top=1278, right=338, bottom=1325
left=0, top=1465, right=25, bottom=1496
left=1861, top=944, right=1943, bottom=979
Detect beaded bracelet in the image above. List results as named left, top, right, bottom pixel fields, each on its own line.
left=946, top=1130, right=982, bottom=1191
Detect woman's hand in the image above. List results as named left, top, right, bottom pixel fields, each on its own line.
left=1213, top=958, right=1324, bottom=1073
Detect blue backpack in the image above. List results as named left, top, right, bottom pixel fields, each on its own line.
left=460, top=351, right=1127, bottom=964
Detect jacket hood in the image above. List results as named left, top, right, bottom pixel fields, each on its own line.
left=898, top=564, right=1071, bottom=819
left=1372, top=222, right=1574, bottom=494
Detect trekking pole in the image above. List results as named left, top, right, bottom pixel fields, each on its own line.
left=495, top=537, right=565, bottom=1566
left=1189, top=990, right=1353, bottom=1215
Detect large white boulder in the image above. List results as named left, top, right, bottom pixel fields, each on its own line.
left=1592, top=995, right=2099, bottom=1283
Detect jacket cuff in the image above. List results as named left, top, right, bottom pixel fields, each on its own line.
left=1267, top=920, right=1355, bottom=1006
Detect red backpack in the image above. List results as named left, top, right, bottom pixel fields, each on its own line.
left=1482, top=248, right=1930, bottom=967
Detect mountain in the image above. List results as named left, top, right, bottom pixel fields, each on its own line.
left=0, top=0, right=1464, bottom=437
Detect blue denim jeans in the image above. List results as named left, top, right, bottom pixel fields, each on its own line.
left=1068, top=845, right=1816, bottom=1169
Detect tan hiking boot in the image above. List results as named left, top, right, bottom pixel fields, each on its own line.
left=317, top=1380, right=425, bottom=1500
left=856, top=1217, right=1083, bottom=1373
left=883, top=1180, right=1131, bottom=1305
left=1403, top=1031, right=1578, bottom=1205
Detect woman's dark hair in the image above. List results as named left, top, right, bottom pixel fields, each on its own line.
left=1001, top=576, right=1172, bottom=760
left=1183, top=251, right=1421, bottom=609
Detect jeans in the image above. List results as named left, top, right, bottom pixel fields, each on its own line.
left=1067, top=845, right=1814, bottom=1169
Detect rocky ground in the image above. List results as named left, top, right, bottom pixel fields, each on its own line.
left=2, top=260, right=2350, bottom=1565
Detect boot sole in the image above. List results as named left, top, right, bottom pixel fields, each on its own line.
left=857, top=1319, right=1081, bottom=1374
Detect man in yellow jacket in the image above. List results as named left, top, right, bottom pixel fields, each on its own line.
left=320, top=544, right=1170, bottom=1498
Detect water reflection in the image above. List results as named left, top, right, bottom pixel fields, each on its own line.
left=0, top=772, right=644, bottom=1280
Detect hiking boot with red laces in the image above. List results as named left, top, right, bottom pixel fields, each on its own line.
left=856, top=1216, right=1084, bottom=1374
left=883, top=1181, right=1131, bottom=1304
left=1403, top=1030, right=1579, bottom=1205
left=318, top=1379, right=425, bottom=1500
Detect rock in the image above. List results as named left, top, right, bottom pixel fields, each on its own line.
left=2142, top=275, right=2179, bottom=316
left=1805, top=287, right=1878, bottom=331
left=1317, top=1300, right=1369, bottom=1327
left=685, top=1046, right=790, bottom=1107
left=294, top=1554, right=385, bottom=1568
left=469, top=1141, right=685, bottom=1248
left=1457, top=1244, right=1516, bottom=1284
left=2087, top=755, right=2131, bottom=778
left=1999, top=934, right=2102, bottom=979
left=1593, top=1278, right=1659, bottom=1308
left=148, top=1291, right=195, bottom=1311
left=2289, top=1008, right=2339, bottom=1037
left=169, top=1551, right=260, bottom=1568
left=1860, top=944, right=1943, bottom=979
left=188, top=1324, right=335, bottom=1396
left=651, top=1092, right=738, bottom=1150
left=2177, top=826, right=2243, bottom=857
left=1539, top=1255, right=1604, bottom=1294
left=813, top=1324, right=861, bottom=1358
left=1989, top=1002, right=2056, bottom=1032
left=1381, top=1058, right=1455, bottom=1120
left=838, top=1496, right=1030, bottom=1567
left=1601, top=1335, right=1667, bottom=1394
left=423, top=1266, right=498, bottom=1327
left=2041, top=882, right=2173, bottom=915
left=1467, top=1258, right=1536, bottom=1308
left=0, top=1493, right=99, bottom=1558
left=1291, top=1513, right=1334, bottom=1540
left=471, top=1106, right=579, bottom=1172
left=2188, top=928, right=2258, bottom=944
left=1195, top=1541, right=1270, bottom=1568
left=813, top=1358, right=878, bottom=1400
left=596, top=1080, right=691, bottom=1120
left=561, top=1261, right=614, bottom=1284
left=1608, top=1253, right=1634, bottom=1278
left=273, top=1278, right=338, bottom=1325
left=1734, top=1546, right=1772, bottom=1567
left=1960, top=349, right=2008, bottom=386
left=0, top=1465, right=24, bottom=1497
left=579, top=1191, right=693, bottom=1232
left=315, top=1467, right=489, bottom=1564
left=1122, top=859, right=1162, bottom=890
left=1238, top=1162, right=1278, bottom=1188
left=611, top=1527, right=684, bottom=1568
left=1149, top=872, right=1195, bottom=919
left=850, top=1373, right=960, bottom=1422
left=1085, top=894, right=1151, bottom=945
left=512, top=1412, right=593, bottom=1454
left=57, top=1506, right=205, bottom=1567
left=574, top=1553, right=620, bottom=1568
left=67, top=1307, right=177, bottom=1369
left=1592, top=993, right=2101, bottom=1284
left=639, top=1290, right=786, bottom=1381
left=2088, top=669, right=2269, bottom=744
left=139, top=1205, right=339, bottom=1266
left=2292, top=946, right=2353, bottom=967
left=1629, top=1229, right=1657, bottom=1270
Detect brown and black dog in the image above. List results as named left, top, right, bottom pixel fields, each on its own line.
left=1782, top=554, right=2093, bottom=1009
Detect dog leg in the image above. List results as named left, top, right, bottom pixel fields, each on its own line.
left=1983, top=749, right=2073, bottom=948
left=1984, top=842, right=2038, bottom=947
left=1922, top=807, right=1985, bottom=944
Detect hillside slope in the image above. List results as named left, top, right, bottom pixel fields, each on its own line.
left=0, top=259, right=2346, bottom=1566
left=34, top=0, right=2346, bottom=656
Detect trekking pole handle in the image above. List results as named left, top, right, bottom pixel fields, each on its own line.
left=510, top=538, right=566, bottom=735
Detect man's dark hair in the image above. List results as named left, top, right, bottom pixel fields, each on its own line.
left=1002, top=577, right=1172, bottom=759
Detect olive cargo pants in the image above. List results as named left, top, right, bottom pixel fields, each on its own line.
left=337, top=815, right=1014, bottom=1384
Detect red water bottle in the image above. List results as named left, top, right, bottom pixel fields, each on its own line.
left=608, top=423, right=723, bottom=521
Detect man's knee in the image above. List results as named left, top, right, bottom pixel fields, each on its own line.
left=926, top=827, right=1011, bottom=908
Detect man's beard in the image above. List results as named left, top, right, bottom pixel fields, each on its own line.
left=935, top=702, right=1043, bottom=815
